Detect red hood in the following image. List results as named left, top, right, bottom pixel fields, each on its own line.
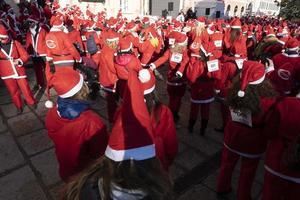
left=115, top=54, right=133, bottom=66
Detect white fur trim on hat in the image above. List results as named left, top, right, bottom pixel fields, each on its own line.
left=138, top=69, right=151, bottom=83
left=287, top=47, right=299, bottom=51
left=59, top=74, right=84, bottom=98
left=249, top=74, right=265, bottom=85
left=231, top=26, right=241, bottom=29
left=177, top=37, right=188, bottom=46
left=238, top=90, right=245, bottom=97
left=0, top=34, right=8, bottom=38
left=106, top=37, right=119, bottom=42
left=45, top=100, right=54, bottom=108
left=105, top=144, right=156, bottom=161
left=120, top=42, right=133, bottom=52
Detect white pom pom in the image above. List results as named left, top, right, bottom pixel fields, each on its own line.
left=215, top=89, right=221, bottom=94
left=138, top=69, right=151, bottom=83
left=238, top=90, right=245, bottom=97
left=45, top=100, right=54, bottom=108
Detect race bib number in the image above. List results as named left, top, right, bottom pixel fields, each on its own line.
left=171, top=53, right=183, bottom=63
left=81, top=35, right=87, bottom=41
left=214, top=40, right=222, bottom=48
left=169, top=38, right=175, bottom=45
left=235, top=59, right=245, bottom=69
left=207, top=59, right=219, bottom=72
left=230, top=109, right=252, bottom=127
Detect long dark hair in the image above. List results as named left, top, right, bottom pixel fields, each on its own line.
left=226, top=76, right=277, bottom=115
left=230, top=28, right=242, bottom=44
left=62, top=156, right=173, bottom=200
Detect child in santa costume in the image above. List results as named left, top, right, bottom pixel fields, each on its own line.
left=62, top=69, right=172, bottom=200
left=0, top=25, right=36, bottom=113
left=262, top=94, right=300, bottom=200
left=150, top=32, right=189, bottom=123
left=25, top=15, right=48, bottom=89
left=45, top=70, right=108, bottom=181
left=217, top=61, right=277, bottom=200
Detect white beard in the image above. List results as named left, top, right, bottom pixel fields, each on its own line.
left=30, top=25, right=37, bottom=35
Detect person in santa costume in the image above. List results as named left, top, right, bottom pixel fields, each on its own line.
left=217, top=60, right=277, bottom=200
left=261, top=93, right=300, bottom=200
left=0, top=25, right=36, bottom=113
left=270, top=37, right=300, bottom=96
left=25, top=15, right=48, bottom=89
left=61, top=69, right=172, bottom=200
left=45, top=16, right=82, bottom=80
left=150, top=32, right=189, bottom=123
left=98, top=30, right=119, bottom=124
left=45, top=70, right=108, bottom=181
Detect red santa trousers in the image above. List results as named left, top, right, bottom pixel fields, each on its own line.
left=3, top=78, right=36, bottom=109
left=217, top=147, right=260, bottom=200
left=167, top=84, right=186, bottom=114
left=32, top=58, right=46, bottom=87
left=262, top=171, right=300, bottom=200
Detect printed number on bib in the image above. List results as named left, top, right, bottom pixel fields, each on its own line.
left=207, top=59, right=219, bottom=72
left=171, top=53, right=183, bottom=63
left=230, top=109, right=252, bottom=127
left=235, top=59, right=245, bottom=69
left=214, top=40, right=222, bottom=48
left=81, top=35, right=87, bottom=41
left=169, top=38, right=175, bottom=45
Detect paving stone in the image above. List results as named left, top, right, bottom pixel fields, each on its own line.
left=0, top=103, right=30, bottom=118
left=8, top=112, right=44, bottom=137
left=178, top=184, right=222, bottom=200
left=170, top=163, right=186, bottom=181
left=18, top=129, right=53, bottom=156
left=31, top=149, right=61, bottom=186
left=0, top=166, right=47, bottom=200
left=0, top=94, right=12, bottom=104
left=178, top=141, right=187, bottom=153
left=202, top=169, right=262, bottom=199
left=90, top=96, right=107, bottom=111
left=0, top=132, right=25, bottom=173
left=34, top=101, right=50, bottom=117
left=175, top=149, right=206, bottom=171
left=0, top=115, right=7, bottom=132
left=49, top=182, right=64, bottom=200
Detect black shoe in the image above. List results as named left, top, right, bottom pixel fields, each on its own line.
left=172, top=111, right=180, bottom=123
left=199, top=119, right=209, bottom=136
left=214, top=127, right=224, bottom=133
left=188, top=119, right=196, bottom=133
left=17, top=108, right=23, bottom=115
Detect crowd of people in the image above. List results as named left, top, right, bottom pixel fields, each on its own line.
left=0, top=0, right=300, bottom=199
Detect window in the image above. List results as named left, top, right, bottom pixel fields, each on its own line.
left=226, top=5, right=231, bottom=12
left=241, top=7, right=244, bottom=13
left=216, top=11, right=221, bottom=18
left=120, top=0, right=129, bottom=12
left=168, top=2, right=174, bottom=11
left=234, top=5, right=238, bottom=15
left=205, top=8, right=210, bottom=15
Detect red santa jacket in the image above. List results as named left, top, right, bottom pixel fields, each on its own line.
left=45, top=28, right=81, bottom=68
left=98, top=45, right=118, bottom=92
left=152, top=104, right=178, bottom=171
left=153, top=48, right=189, bottom=84
left=45, top=107, right=108, bottom=181
left=0, top=40, right=29, bottom=79
left=68, top=29, right=84, bottom=50
left=138, top=40, right=156, bottom=66
left=25, top=25, right=48, bottom=57
left=224, top=97, right=276, bottom=155
left=264, top=97, right=300, bottom=179
left=223, top=32, right=247, bottom=61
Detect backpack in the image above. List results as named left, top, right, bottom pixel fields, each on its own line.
left=86, top=34, right=98, bottom=55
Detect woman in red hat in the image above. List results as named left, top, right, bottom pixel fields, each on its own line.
left=217, top=61, right=277, bottom=200
left=45, top=70, right=108, bottom=181
left=150, top=32, right=189, bottom=123
left=61, top=70, right=173, bottom=200
left=0, top=24, right=36, bottom=113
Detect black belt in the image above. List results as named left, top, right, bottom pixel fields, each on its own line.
left=0, top=57, right=13, bottom=61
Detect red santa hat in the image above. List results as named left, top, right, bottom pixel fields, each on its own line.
left=238, top=61, right=266, bottom=97
left=50, top=15, right=64, bottom=28
left=285, top=37, right=299, bottom=51
left=0, top=25, right=8, bottom=38
left=105, top=69, right=155, bottom=161
left=175, top=32, right=188, bottom=46
left=45, top=70, right=84, bottom=108
left=173, top=20, right=182, bottom=31
left=197, top=16, right=206, bottom=24
left=230, top=18, right=242, bottom=29
left=126, top=21, right=136, bottom=31
left=105, top=30, right=119, bottom=42
left=266, top=26, right=276, bottom=37
left=142, top=17, right=150, bottom=25
left=118, top=38, right=133, bottom=52
left=107, top=17, right=118, bottom=28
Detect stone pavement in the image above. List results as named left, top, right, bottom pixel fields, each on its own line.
left=0, top=67, right=264, bottom=200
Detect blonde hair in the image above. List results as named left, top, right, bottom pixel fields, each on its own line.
left=195, top=22, right=205, bottom=37
left=71, top=82, right=89, bottom=101
left=105, top=40, right=119, bottom=50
